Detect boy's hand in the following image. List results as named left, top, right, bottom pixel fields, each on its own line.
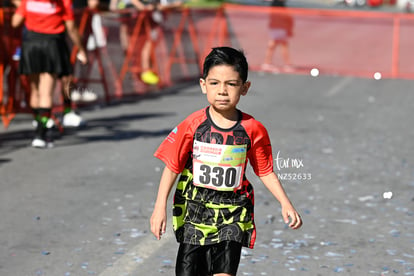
left=282, top=207, right=302, bottom=229
left=150, top=207, right=167, bottom=240
left=76, top=50, right=88, bottom=65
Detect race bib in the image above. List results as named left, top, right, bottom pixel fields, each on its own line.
left=193, top=140, right=247, bottom=191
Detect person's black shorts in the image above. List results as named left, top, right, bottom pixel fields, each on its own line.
left=175, top=241, right=242, bottom=276
left=19, top=31, right=73, bottom=77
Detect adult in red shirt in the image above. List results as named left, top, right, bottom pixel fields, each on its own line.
left=12, top=0, right=87, bottom=148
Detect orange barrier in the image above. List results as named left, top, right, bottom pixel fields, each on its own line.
left=118, top=7, right=220, bottom=92
left=163, top=7, right=226, bottom=83
left=3, top=5, right=414, bottom=129
left=223, top=3, right=414, bottom=79
left=164, top=7, right=202, bottom=85
left=0, top=7, right=28, bottom=129
left=119, top=10, right=165, bottom=89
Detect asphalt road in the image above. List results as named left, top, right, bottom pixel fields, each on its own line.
left=1, top=71, right=413, bottom=275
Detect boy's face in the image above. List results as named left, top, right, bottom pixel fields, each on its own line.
left=200, top=65, right=250, bottom=113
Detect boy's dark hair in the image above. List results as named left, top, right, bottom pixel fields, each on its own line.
left=202, top=47, right=248, bottom=83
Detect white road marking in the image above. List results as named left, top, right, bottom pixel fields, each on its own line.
left=325, top=76, right=353, bottom=97
left=98, top=231, right=173, bottom=276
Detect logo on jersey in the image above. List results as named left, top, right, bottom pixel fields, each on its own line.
left=166, top=126, right=178, bottom=143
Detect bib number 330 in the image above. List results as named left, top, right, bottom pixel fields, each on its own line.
left=192, top=140, right=246, bottom=191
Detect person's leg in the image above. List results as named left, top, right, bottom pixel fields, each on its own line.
left=264, top=39, right=276, bottom=65
left=30, top=73, right=55, bottom=148
left=211, top=241, right=242, bottom=276
left=38, top=72, right=55, bottom=108
left=280, top=40, right=292, bottom=67
left=176, top=243, right=209, bottom=276
left=141, top=39, right=152, bottom=72
left=140, top=30, right=159, bottom=85
left=29, top=73, right=40, bottom=110
left=120, top=23, right=129, bottom=54
left=29, top=74, right=41, bottom=128
left=61, top=75, right=74, bottom=114
left=262, top=39, right=279, bottom=72
left=60, top=75, right=86, bottom=127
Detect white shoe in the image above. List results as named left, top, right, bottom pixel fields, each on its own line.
left=32, top=138, right=46, bottom=148
left=71, top=89, right=82, bottom=102
left=62, top=111, right=86, bottom=127
left=71, top=89, right=98, bottom=102
left=81, top=90, right=98, bottom=102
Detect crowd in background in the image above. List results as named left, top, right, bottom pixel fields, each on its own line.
left=1, top=0, right=292, bottom=149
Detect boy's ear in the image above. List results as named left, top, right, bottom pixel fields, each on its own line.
left=199, top=78, right=207, bottom=94
left=241, top=81, right=251, bottom=96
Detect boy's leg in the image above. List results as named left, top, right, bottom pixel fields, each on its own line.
left=210, top=241, right=242, bottom=276
left=175, top=241, right=242, bottom=276
left=175, top=243, right=209, bottom=276
left=61, top=75, right=86, bottom=127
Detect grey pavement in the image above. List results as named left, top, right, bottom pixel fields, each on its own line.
left=1, top=72, right=414, bottom=275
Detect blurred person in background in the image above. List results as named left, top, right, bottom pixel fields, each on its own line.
left=61, top=0, right=100, bottom=128
left=109, top=0, right=151, bottom=54
left=70, top=0, right=108, bottom=103
left=12, top=0, right=87, bottom=148
left=262, top=0, right=294, bottom=73
left=60, top=0, right=104, bottom=128
left=11, top=0, right=92, bottom=128
left=109, top=0, right=181, bottom=85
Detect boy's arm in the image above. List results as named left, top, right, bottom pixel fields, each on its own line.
left=11, top=12, right=24, bottom=28
left=65, top=20, right=88, bottom=64
left=150, top=166, right=179, bottom=240
left=259, top=172, right=302, bottom=229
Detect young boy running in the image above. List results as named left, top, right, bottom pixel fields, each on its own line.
left=150, top=46, right=302, bottom=276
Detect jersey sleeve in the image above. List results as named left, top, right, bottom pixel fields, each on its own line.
left=247, top=119, right=274, bottom=177
left=62, top=0, right=75, bottom=21
left=154, top=115, right=196, bottom=174
left=16, top=0, right=27, bottom=17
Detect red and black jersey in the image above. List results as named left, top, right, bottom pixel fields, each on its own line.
left=154, top=107, right=274, bottom=249
left=16, top=0, right=74, bottom=34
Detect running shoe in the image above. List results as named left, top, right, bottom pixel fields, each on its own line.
left=71, top=89, right=82, bottom=102
left=31, top=120, right=54, bottom=148
left=81, top=89, right=98, bottom=102
left=141, top=70, right=159, bottom=85
left=31, top=137, right=47, bottom=148
left=71, top=89, right=98, bottom=102
left=62, top=111, right=86, bottom=127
